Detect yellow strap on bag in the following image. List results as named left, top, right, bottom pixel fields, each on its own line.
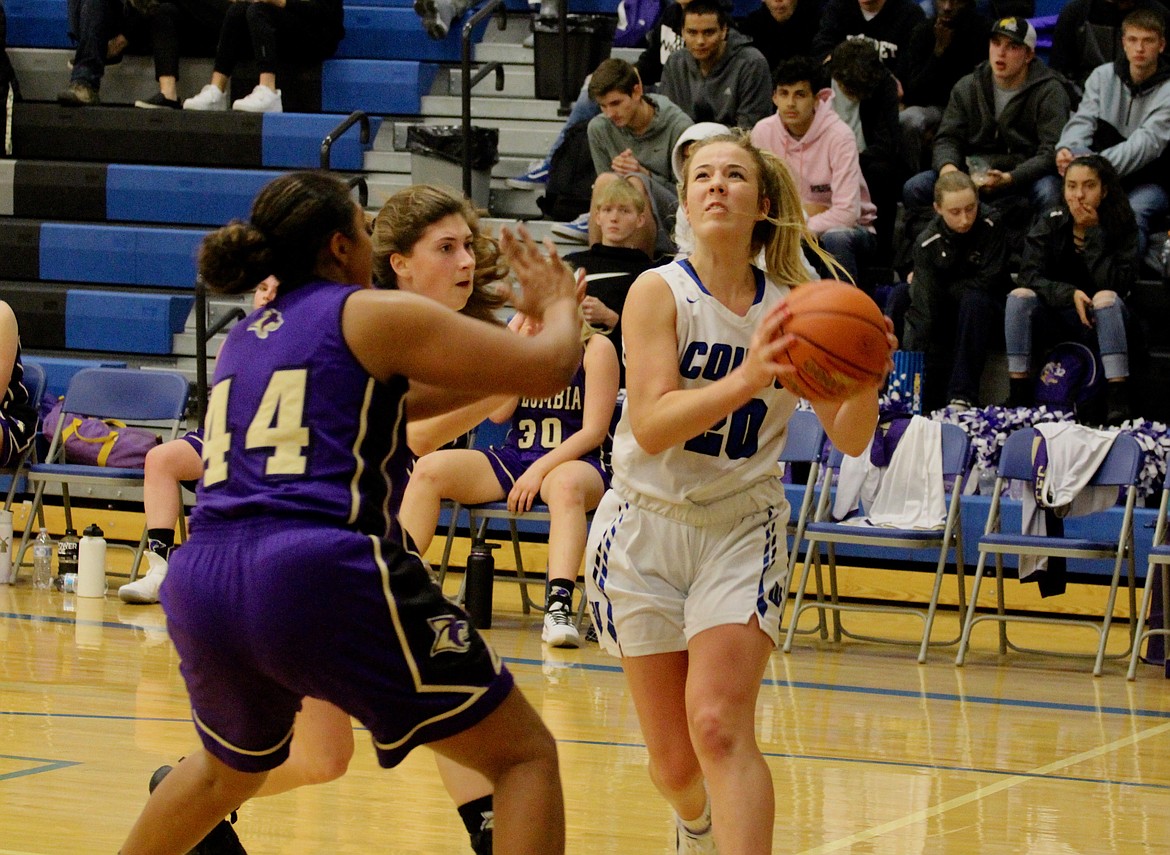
left=61, top=417, right=124, bottom=466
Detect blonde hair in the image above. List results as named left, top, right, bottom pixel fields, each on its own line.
left=371, top=184, right=508, bottom=324
left=596, top=177, right=647, bottom=213
left=677, top=130, right=850, bottom=286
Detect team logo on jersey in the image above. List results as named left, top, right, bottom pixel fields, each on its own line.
left=428, top=614, right=472, bottom=655
left=247, top=308, right=284, bottom=340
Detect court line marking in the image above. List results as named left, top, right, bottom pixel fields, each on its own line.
left=796, top=719, right=1170, bottom=853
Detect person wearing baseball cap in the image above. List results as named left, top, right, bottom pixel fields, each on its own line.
left=901, top=10, right=1074, bottom=254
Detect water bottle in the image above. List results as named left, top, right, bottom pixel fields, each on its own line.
left=56, top=528, right=79, bottom=590
left=464, top=540, right=500, bottom=630
left=32, top=527, right=54, bottom=590
left=77, top=524, right=108, bottom=598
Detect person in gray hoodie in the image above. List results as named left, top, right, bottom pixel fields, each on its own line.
left=1056, top=8, right=1170, bottom=260
left=658, top=0, right=773, bottom=129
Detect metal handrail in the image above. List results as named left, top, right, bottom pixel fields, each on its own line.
left=193, top=280, right=248, bottom=425
left=346, top=174, right=368, bottom=207
left=320, top=111, right=371, bottom=171
left=461, top=0, right=507, bottom=200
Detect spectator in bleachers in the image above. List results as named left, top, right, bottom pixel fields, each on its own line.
left=902, top=18, right=1072, bottom=253
left=1050, top=0, right=1170, bottom=88
left=1006, top=154, right=1139, bottom=423
left=669, top=120, right=731, bottom=255
left=554, top=59, right=692, bottom=254
left=659, top=0, right=773, bottom=128
left=1055, top=8, right=1170, bottom=261
left=562, top=177, right=658, bottom=386
left=751, top=56, right=878, bottom=285
left=810, top=0, right=926, bottom=82
left=182, top=0, right=344, bottom=113
left=736, top=0, right=821, bottom=71
left=57, top=0, right=126, bottom=106
left=900, top=0, right=990, bottom=172
left=507, top=0, right=718, bottom=192
left=828, top=38, right=904, bottom=276
left=0, top=301, right=38, bottom=471
left=903, top=171, right=1011, bottom=411
left=130, top=0, right=229, bottom=110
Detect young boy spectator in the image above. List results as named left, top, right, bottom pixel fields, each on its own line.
left=562, top=178, right=657, bottom=386
left=810, top=0, right=926, bottom=82
left=659, top=0, right=772, bottom=128
left=1055, top=8, right=1170, bottom=260
left=902, top=18, right=1072, bottom=241
left=1050, top=0, right=1169, bottom=88
left=554, top=58, right=692, bottom=254
left=751, top=56, right=878, bottom=284
left=736, top=0, right=821, bottom=71
left=900, top=0, right=990, bottom=171
left=904, top=171, right=1012, bottom=410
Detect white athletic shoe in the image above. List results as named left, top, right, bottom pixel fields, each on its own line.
left=119, top=551, right=169, bottom=605
left=233, top=84, right=283, bottom=113
left=675, top=814, right=717, bottom=854
left=183, top=83, right=228, bottom=111
left=541, top=600, right=580, bottom=648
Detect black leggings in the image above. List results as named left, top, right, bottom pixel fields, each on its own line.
left=149, top=0, right=226, bottom=80
left=214, top=2, right=338, bottom=77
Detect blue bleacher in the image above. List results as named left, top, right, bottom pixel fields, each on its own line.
left=262, top=114, right=383, bottom=170
left=5, top=0, right=72, bottom=50
left=320, top=59, right=439, bottom=115
left=338, top=6, right=492, bottom=61
left=106, top=165, right=274, bottom=227
left=66, top=290, right=195, bottom=355
left=40, top=223, right=207, bottom=288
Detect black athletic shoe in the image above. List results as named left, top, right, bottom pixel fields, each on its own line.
left=135, top=91, right=181, bottom=110
left=147, top=763, right=249, bottom=855
left=469, top=827, right=493, bottom=855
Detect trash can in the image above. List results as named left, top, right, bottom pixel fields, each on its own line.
left=405, top=125, right=499, bottom=208
left=533, top=15, right=616, bottom=101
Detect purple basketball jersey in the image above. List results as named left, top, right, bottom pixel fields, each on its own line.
left=502, top=362, right=596, bottom=459
left=194, top=281, right=412, bottom=542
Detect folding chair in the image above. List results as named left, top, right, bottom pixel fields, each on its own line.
left=13, top=368, right=190, bottom=583
left=3, top=359, right=46, bottom=511
left=1128, top=486, right=1170, bottom=680
left=783, top=422, right=970, bottom=663
left=433, top=419, right=591, bottom=627
left=954, top=428, right=1143, bottom=676
left=778, top=409, right=827, bottom=635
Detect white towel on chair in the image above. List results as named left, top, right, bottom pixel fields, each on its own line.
left=833, top=416, right=946, bottom=529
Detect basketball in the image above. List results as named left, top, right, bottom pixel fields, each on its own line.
left=776, top=280, right=890, bottom=401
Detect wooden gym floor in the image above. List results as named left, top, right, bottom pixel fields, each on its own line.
left=3, top=539, right=1170, bottom=854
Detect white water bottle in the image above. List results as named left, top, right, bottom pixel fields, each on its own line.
left=77, top=524, right=108, bottom=598
left=0, top=509, right=12, bottom=584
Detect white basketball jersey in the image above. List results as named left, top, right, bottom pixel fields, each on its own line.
left=611, top=260, right=799, bottom=508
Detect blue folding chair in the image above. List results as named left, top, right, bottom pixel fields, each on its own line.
left=3, top=359, right=47, bottom=511
left=783, top=422, right=970, bottom=663
left=13, top=368, right=190, bottom=583
left=1128, top=486, right=1170, bottom=680
left=955, top=428, right=1143, bottom=676
left=777, top=410, right=829, bottom=635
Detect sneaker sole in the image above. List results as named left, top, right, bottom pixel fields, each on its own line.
left=542, top=627, right=581, bottom=648
left=550, top=226, right=589, bottom=242
left=505, top=178, right=547, bottom=190
left=134, top=100, right=178, bottom=110
left=119, top=586, right=161, bottom=604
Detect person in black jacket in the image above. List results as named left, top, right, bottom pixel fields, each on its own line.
left=130, top=0, right=229, bottom=109
left=810, top=0, right=926, bottom=82
left=180, top=0, right=344, bottom=113
left=735, top=0, right=821, bottom=71
left=900, top=0, right=990, bottom=172
left=1005, top=155, right=1139, bottom=422
left=904, top=171, right=1011, bottom=410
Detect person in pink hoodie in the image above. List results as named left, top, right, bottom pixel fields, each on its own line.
left=750, top=56, right=878, bottom=286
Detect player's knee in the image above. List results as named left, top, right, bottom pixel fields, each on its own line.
left=687, top=702, right=743, bottom=764
left=648, top=750, right=703, bottom=795
left=300, top=744, right=353, bottom=785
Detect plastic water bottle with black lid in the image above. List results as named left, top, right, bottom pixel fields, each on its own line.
left=32, top=527, right=54, bottom=590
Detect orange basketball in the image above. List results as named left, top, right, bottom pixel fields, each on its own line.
left=776, top=280, right=890, bottom=402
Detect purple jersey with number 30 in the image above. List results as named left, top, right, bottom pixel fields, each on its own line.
left=194, top=281, right=412, bottom=542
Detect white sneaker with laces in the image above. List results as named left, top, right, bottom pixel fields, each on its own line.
left=119, top=551, right=169, bottom=604
left=233, top=84, right=283, bottom=113
left=674, top=814, right=716, bottom=855
left=542, top=600, right=580, bottom=648
left=183, top=83, right=228, bottom=111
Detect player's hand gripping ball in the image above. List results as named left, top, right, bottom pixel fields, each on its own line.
left=776, top=280, right=890, bottom=402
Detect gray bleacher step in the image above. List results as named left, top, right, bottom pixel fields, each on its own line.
left=365, top=148, right=546, bottom=182
left=420, top=95, right=564, bottom=122
left=472, top=43, right=640, bottom=66
left=449, top=67, right=539, bottom=98
left=10, top=48, right=215, bottom=105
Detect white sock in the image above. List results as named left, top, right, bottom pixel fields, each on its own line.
left=678, top=796, right=711, bottom=836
